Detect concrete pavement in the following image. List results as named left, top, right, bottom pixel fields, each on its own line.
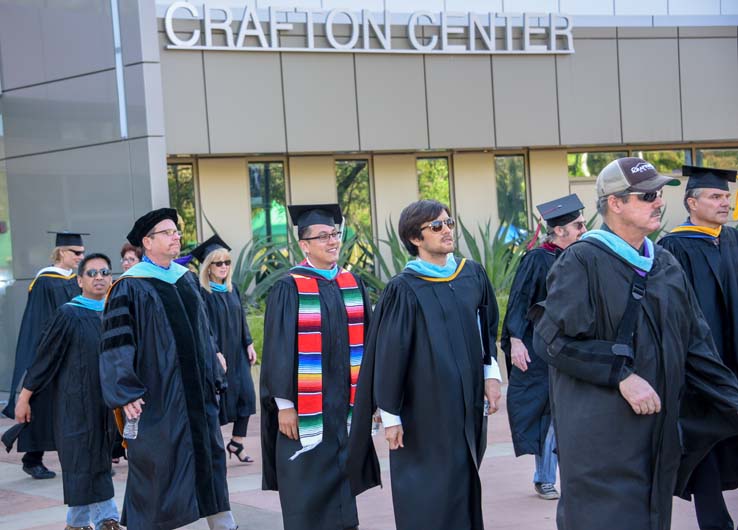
left=0, top=391, right=734, bottom=529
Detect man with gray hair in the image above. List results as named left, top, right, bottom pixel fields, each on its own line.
left=532, top=157, right=738, bottom=530
left=659, top=165, right=738, bottom=530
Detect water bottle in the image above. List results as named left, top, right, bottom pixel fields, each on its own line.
left=123, top=415, right=139, bottom=440
left=371, top=412, right=382, bottom=436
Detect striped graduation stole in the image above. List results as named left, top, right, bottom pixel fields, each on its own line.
left=290, top=268, right=365, bottom=457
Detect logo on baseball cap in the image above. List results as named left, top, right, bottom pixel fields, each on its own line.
left=596, top=157, right=681, bottom=198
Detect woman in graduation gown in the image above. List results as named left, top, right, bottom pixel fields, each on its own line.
left=3, top=231, right=85, bottom=479
left=192, top=235, right=257, bottom=463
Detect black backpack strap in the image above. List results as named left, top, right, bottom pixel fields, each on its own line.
left=612, top=272, right=647, bottom=360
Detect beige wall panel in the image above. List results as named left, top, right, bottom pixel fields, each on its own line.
left=568, top=179, right=599, bottom=224
left=289, top=156, right=338, bottom=204
left=680, top=38, right=738, bottom=141
left=619, top=39, right=682, bottom=143
left=160, top=49, right=209, bottom=154
left=493, top=56, right=559, bottom=148
left=557, top=39, right=622, bottom=145
left=373, top=154, right=418, bottom=239
left=355, top=55, right=428, bottom=151
left=204, top=52, right=286, bottom=154
left=660, top=177, right=688, bottom=231
left=282, top=54, right=359, bottom=153
left=425, top=56, right=495, bottom=149
left=198, top=158, right=252, bottom=254
left=529, top=150, right=570, bottom=217
left=452, top=153, right=497, bottom=256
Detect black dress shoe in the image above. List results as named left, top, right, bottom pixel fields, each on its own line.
left=22, top=464, right=56, bottom=479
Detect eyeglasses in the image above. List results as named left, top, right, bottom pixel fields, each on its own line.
left=146, top=228, right=182, bottom=238
left=121, top=257, right=138, bottom=264
left=212, top=260, right=231, bottom=267
left=628, top=190, right=663, bottom=203
left=66, top=249, right=85, bottom=256
left=84, top=268, right=112, bottom=278
left=420, top=218, right=456, bottom=232
left=568, top=221, right=586, bottom=230
left=302, top=231, right=343, bottom=243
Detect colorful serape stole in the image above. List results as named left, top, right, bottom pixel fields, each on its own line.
left=289, top=268, right=365, bottom=459
left=669, top=219, right=722, bottom=240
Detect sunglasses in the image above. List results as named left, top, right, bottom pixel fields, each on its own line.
left=421, top=218, right=456, bottom=232
left=66, top=249, right=85, bottom=256
left=212, top=260, right=231, bottom=267
left=628, top=190, right=663, bottom=203
left=84, top=268, right=112, bottom=278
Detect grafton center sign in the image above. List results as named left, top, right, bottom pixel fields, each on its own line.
left=164, top=2, right=575, bottom=55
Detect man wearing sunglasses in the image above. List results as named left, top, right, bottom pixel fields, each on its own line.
left=532, top=157, right=738, bottom=530
left=658, top=165, right=738, bottom=530
left=3, top=231, right=86, bottom=480
left=261, top=203, right=378, bottom=530
left=348, top=199, right=502, bottom=530
left=15, top=253, right=122, bottom=530
left=100, top=208, right=234, bottom=530
left=502, top=193, right=586, bottom=502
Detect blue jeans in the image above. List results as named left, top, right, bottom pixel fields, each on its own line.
left=66, top=498, right=119, bottom=529
left=534, top=422, right=558, bottom=485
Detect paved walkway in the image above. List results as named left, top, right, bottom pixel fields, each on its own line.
left=0, top=391, right=735, bottom=529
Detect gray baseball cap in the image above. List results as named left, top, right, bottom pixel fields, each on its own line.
left=596, top=157, right=681, bottom=198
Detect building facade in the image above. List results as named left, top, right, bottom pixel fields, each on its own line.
left=0, top=0, right=737, bottom=389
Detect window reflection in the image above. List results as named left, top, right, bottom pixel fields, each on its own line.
left=336, top=160, right=372, bottom=239
left=568, top=151, right=627, bottom=178
left=417, top=157, right=450, bottom=206
left=631, top=149, right=691, bottom=175
left=495, top=155, right=528, bottom=230
left=696, top=149, right=738, bottom=170
left=249, top=162, right=287, bottom=243
left=167, top=163, right=198, bottom=248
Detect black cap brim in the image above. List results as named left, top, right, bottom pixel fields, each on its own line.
left=127, top=208, right=179, bottom=247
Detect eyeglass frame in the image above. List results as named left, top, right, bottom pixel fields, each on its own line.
left=301, top=230, right=343, bottom=243
left=146, top=228, right=182, bottom=238
left=65, top=249, right=85, bottom=256
left=83, top=268, right=112, bottom=278
left=211, top=260, right=232, bottom=267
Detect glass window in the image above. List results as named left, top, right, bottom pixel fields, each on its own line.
left=417, top=157, right=451, bottom=206
left=568, top=151, right=627, bottom=178
left=336, top=160, right=372, bottom=238
left=495, top=155, right=529, bottom=229
left=249, top=161, right=287, bottom=243
left=0, top=159, right=11, bottom=284
left=167, top=163, right=198, bottom=248
left=631, top=149, right=691, bottom=176
left=696, top=149, right=738, bottom=170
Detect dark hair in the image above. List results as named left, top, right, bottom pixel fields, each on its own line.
left=298, top=226, right=311, bottom=240
left=78, top=253, right=112, bottom=276
left=120, top=242, right=143, bottom=260
left=398, top=200, right=451, bottom=256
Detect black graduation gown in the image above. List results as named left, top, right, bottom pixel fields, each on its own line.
left=100, top=272, right=230, bottom=530
left=659, top=226, right=738, bottom=495
left=3, top=270, right=80, bottom=453
left=348, top=259, right=498, bottom=530
left=533, top=240, right=738, bottom=530
left=23, top=303, right=116, bottom=506
left=260, top=268, right=377, bottom=530
left=201, top=285, right=256, bottom=424
left=500, top=247, right=559, bottom=457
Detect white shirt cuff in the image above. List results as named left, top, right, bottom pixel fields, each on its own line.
left=484, top=360, right=502, bottom=381
left=379, top=408, right=402, bottom=427
left=274, top=397, right=294, bottom=410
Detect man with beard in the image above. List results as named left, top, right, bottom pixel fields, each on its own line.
left=15, top=253, right=121, bottom=530
left=659, top=165, right=738, bottom=530
left=3, top=231, right=85, bottom=479
left=532, top=157, right=738, bottom=530
left=348, top=199, right=502, bottom=530
left=260, top=203, right=378, bottom=530
left=100, top=208, right=234, bottom=530
left=501, top=194, right=586, bottom=501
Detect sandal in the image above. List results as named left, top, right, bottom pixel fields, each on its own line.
left=226, top=440, right=255, bottom=463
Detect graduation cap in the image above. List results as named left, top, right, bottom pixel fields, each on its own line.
left=536, top=194, right=585, bottom=227
left=287, top=204, right=343, bottom=232
left=127, top=208, right=178, bottom=247
left=191, top=234, right=231, bottom=263
left=48, top=231, right=88, bottom=247
left=683, top=165, right=737, bottom=192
